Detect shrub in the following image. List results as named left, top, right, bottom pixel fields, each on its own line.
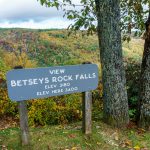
left=28, top=94, right=82, bottom=126
left=0, top=88, right=18, bottom=117
left=125, top=59, right=141, bottom=120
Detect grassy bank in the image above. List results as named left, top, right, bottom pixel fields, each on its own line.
left=0, top=121, right=150, bottom=150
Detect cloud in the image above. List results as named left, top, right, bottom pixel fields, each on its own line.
left=0, top=0, right=82, bottom=28
left=0, top=0, right=64, bottom=22
left=0, top=19, right=73, bottom=29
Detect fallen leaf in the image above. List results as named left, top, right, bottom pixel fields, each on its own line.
left=120, top=143, right=126, bottom=148
left=137, top=128, right=146, bottom=135
left=124, top=140, right=132, bottom=147
left=68, top=134, right=76, bottom=138
left=114, top=135, right=119, bottom=141
left=1, top=145, right=8, bottom=150
left=111, top=131, right=119, bottom=141
left=97, top=142, right=101, bottom=145
left=71, top=147, right=78, bottom=150
left=134, top=145, right=140, bottom=150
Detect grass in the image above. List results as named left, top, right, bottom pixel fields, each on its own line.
left=122, top=39, right=144, bottom=62
left=0, top=121, right=150, bottom=150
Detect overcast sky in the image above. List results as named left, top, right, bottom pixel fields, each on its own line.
left=0, top=0, right=81, bottom=29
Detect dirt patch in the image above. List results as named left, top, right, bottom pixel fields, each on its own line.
left=0, top=116, right=18, bottom=130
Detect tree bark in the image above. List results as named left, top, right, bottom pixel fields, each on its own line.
left=95, top=0, right=129, bottom=127
left=138, top=11, right=150, bottom=130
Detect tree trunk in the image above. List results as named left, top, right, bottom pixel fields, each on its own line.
left=138, top=12, right=150, bottom=130
left=95, top=0, right=129, bottom=127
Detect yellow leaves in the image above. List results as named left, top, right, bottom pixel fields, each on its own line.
left=17, top=52, right=36, bottom=68
left=125, top=140, right=132, bottom=147
left=40, top=32, right=55, bottom=42
left=137, top=128, right=146, bottom=135
left=76, top=110, right=80, bottom=114
left=121, top=139, right=146, bottom=150
left=134, top=145, right=140, bottom=150
left=2, top=51, right=37, bottom=68
left=71, top=147, right=78, bottom=150
left=0, top=88, right=17, bottom=116
left=96, top=142, right=101, bottom=145
left=114, top=134, right=119, bottom=141
left=65, top=147, right=78, bottom=150
left=120, top=139, right=132, bottom=149
left=111, top=131, right=119, bottom=141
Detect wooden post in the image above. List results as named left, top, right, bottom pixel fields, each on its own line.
left=82, top=62, right=92, bottom=134
left=14, top=66, right=30, bottom=145
left=82, top=91, right=92, bottom=134
left=18, top=101, right=30, bottom=145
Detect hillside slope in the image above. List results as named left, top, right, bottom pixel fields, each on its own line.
left=0, top=28, right=145, bottom=126
left=0, top=28, right=144, bottom=68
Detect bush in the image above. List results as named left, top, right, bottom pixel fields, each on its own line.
left=0, top=88, right=18, bottom=117
left=125, top=59, right=141, bottom=120
left=0, top=85, right=104, bottom=126
left=27, top=94, right=82, bottom=126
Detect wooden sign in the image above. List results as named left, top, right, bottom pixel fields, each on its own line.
left=6, top=64, right=98, bottom=101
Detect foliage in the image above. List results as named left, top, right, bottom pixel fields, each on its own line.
left=0, top=50, right=9, bottom=79
left=0, top=88, right=18, bottom=116
left=28, top=94, right=82, bottom=126
left=38, top=0, right=150, bottom=38
left=0, top=44, right=37, bottom=118
left=0, top=59, right=7, bottom=81
left=0, top=51, right=17, bottom=117
left=125, top=59, right=141, bottom=120
left=2, top=51, right=37, bottom=68
left=0, top=29, right=145, bottom=125
left=35, top=39, right=73, bottom=66
left=39, top=0, right=97, bottom=34
left=120, top=0, right=150, bottom=37
left=92, top=82, right=103, bottom=121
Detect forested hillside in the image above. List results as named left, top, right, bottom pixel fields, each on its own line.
left=0, top=28, right=143, bottom=67
left=0, top=28, right=144, bottom=125
left=0, top=28, right=100, bottom=67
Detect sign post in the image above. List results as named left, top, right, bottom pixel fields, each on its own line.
left=82, top=91, right=92, bottom=134
left=82, top=62, right=92, bottom=134
left=18, top=100, right=30, bottom=145
left=6, top=64, right=98, bottom=143
left=14, top=66, right=30, bottom=146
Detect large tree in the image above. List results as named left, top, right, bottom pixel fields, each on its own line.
left=120, top=0, right=150, bottom=129
left=95, top=0, right=129, bottom=127
left=138, top=9, right=150, bottom=129
left=38, top=0, right=129, bottom=127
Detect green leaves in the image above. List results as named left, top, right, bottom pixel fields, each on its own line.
left=38, top=0, right=96, bottom=34
left=38, top=0, right=149, bottom=38
left=120, top=0, right=149, bottom=37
